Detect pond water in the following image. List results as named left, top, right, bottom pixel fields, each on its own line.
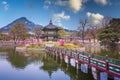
left=0, top=49, right=94, bottom=80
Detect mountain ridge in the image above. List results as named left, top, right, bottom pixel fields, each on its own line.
left=0, top=17, right=41, bottom=32
left=0, top=17, right=76, bottom=32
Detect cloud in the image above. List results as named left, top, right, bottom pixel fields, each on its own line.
left=57, top=22, right=68, bottom=29
left=44, top=0, right=51, bottom=9
left=44, top=0, right=88, bottom=13
left=52, top=11, right=70, bottom=28
left=69, top=0, right=88, bottom=13
left=44, top=0, right=51, bottom=5
left=94, top=0, right=107, bottom=5
left=53, top=11, right=70, bottom=22
left=1, top=1, right=9, bottom=11
left=69, top=0, right=83, bottom=13
left=55, top=0, right=68, bottom=6
left=86, top=12, right=104, bottom=26
left=2, top=1, right=7, bottom=4
left=44, top=0, right=68, bottom=9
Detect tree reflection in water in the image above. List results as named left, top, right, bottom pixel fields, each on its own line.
left=40, top=54, right=59, bottom=78
left=41, top=53, right=94, bottom=80
left=0, top=48, right=94, bottom=80
left=7, top=49, right=28, bottom=69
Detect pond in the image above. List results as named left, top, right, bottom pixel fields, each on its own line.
left=0, top=48, right=94, bottom=80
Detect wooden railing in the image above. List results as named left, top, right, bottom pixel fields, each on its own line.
left=46, top=47, right=120, bottom=78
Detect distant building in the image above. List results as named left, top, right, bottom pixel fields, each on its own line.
left=42, top=20, right=62, bottom=41
left=0, top=20, right=63, bottom=41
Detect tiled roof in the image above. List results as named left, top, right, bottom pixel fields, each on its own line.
left=43, top=20, right=62, bottom=30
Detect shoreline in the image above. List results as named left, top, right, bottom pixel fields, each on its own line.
left=16, top=47, right=45, bottom=53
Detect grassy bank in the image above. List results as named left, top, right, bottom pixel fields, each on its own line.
left=96, top=49, right=120, bottom=59
left=54, top=42, right=83, bottom=49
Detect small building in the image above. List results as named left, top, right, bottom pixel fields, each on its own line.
left=42, top=20, right=62, bottom=41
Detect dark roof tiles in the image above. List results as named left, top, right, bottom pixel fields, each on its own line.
left=44, top=23, right=58, bottom=29
left=43, top=20, right=63, bottom=30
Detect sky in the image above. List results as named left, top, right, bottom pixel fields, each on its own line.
left=0, top=0, right=120, bottom=30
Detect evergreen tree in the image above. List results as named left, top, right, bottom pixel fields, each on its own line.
left=98, top=18, right=120, bottom=48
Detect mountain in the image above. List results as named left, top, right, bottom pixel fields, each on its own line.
left=64, top=29, right=76, bottom=32
left=0, top=17, right=42, bottom=32
left=0, top=17, right=75, bottom=32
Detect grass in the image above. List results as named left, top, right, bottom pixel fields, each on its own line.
left=19, top=41, right=83, bottom=50
left=96, top=49, right=120, bottom=59
left=19, top=48, right=46, bottom=56
left=26, top=51, right=46, bottom=55
left=54, top=42, right=83, bottom=49
left=28, top=44, right=45, bottom=49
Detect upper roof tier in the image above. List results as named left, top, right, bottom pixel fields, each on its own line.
left=43, top=20, right=62, bottom=30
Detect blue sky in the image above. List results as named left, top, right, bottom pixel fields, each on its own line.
left=0, top=0, right=120, bottom=30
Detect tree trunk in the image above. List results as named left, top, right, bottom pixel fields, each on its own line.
left=94, top=37, right=96, bottom=43
left=37, top=38, right=39, bottom=43
left=82, top=31, right=85, bottom=44
left=14, top=39, right=17, bottom=49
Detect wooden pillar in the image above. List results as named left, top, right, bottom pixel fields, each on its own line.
left=55, top=52, right=58, bottom=61
left=60, top=53, right=64, bottom=60
left=105, top=55, right=109, bottom=71
left=75, top=63, right=80, bottom=80
left=66, top=62, right=70, bottom=71
left=68, top=57, right=70, bottom=64
left=106, top=61, right=109, bottom=71
left=88, top=56, right=90, bottom=64
left=60, top=55, right=63, bottom=67
left=76, top=53, right=80, bottom=70
left=97, top=70, right=100, bottom=80
left=70, top=50, right=72, bottom=57
left=56, top=51, right=58, bottom=56
left=77, top=53, right=79, bottom=59
left=76, top=61, right=80, bottom=70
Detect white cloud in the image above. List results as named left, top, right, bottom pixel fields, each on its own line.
left=58, top=22, right=62, bottom=26
left=55, top=0, right=68, bottom=6
left=69, top=0, right=83, bottom=13
left=87, top=12, right=104, bottom=26
left=44, top=0, right=68, bottom=9
left=43, top=0, right=88, bottom=13
left=52, top=11, right=70, bottom=28
left=1, top=1, right=9, bottom=11
left=53, top=11, right=70, bottom=22
left=44, top=0, right=51, bottom=9
left=45, top=0, right=51, bottom=5
left=57, top=22, right=68, bottom=29
left=94, top=0, right=107, bottom=5
left=4, top=4, right=9, bottom=11
left=2, top=1, right=7, bottom=4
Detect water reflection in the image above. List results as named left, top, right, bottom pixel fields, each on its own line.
left=7, top=52, right=28, bottom=69
left=0, top=49, right=94, bottom=80
left=40, top=54, right=59, bottom=77
left=46, top=54, right=94, bottom=80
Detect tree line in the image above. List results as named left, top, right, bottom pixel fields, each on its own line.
left=76, top=17, right=120, bottom=48
left=0, top=17, right=120, bottom=48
